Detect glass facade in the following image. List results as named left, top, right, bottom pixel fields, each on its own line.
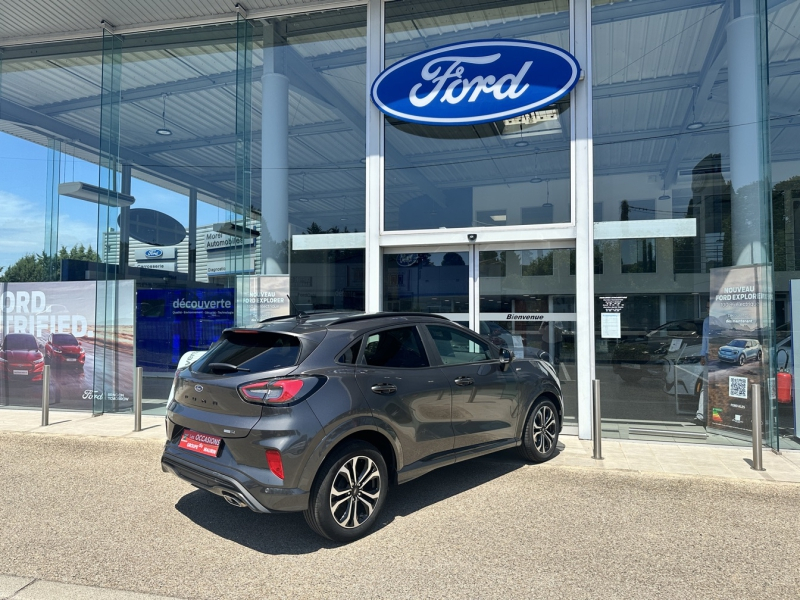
left=0, top=0, right=797, bottom=450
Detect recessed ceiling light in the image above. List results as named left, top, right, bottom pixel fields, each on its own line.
left=687, top=122, right=705, bottom=131
left=298, top=197, right=309, bottom=202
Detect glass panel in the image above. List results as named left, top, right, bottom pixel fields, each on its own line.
left=592, top=0, right=774, bottom=445
left=290, top=249, right=365, bottom=312
left=255, top=9, right=367, bottom=248
left=769, top=0, right=800, bottom=449
left=94, top=29, right=125, bottom=415
left=384, top=0, right=571, bottom=231
left=383, top=250, right=469, bottom=321
left=478, top=247, right=577, bottom=427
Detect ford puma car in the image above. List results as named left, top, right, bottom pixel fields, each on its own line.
left=0, top=333, right=45, bottom=382
left=161, top=312, right=563, bottom=542
left=44, top=333, right=85, bottom=369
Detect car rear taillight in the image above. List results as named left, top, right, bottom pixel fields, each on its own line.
left=238, top=378, right=314, bottom=405
left=265, top=449, right=284, bottom=479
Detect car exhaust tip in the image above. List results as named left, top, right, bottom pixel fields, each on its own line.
left=221, top=491, right=247, bottom=508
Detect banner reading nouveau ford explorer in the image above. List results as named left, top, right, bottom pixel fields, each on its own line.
left=706, top=266, right=771, bottom=434
left=0, top=281, right=135, bottom=411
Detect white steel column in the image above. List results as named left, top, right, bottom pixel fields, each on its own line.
left=261, top=24, right=290, bottom=274
left=365, top=0, right=384, bottom=313
left=727, top=0, right=769, bottom=266
left=573, top=0, right=595, bottom=439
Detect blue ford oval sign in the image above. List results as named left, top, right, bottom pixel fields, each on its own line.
left=145, top=249, right=163, bottom=258
left=371, top=40, right=580, bottom=126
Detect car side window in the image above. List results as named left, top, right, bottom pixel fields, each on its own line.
left=427, top=325, right=493, bottom=365
left=362, top=327, right=429, bottom=369
left=337, top=340, right=362, bottom=364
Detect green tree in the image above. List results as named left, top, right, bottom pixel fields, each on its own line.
left=0, top=243, right=99, bottom=283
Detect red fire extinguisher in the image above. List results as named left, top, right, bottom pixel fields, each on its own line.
left=777, top=348, right=792, bottom=404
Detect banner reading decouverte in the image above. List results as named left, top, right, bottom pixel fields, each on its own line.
left=707, top=265, right=771, bottom=433
left=0, top=281, right=135, bottom=411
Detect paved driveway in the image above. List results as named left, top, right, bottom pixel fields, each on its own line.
left=1, top=432, right=799, bottom=599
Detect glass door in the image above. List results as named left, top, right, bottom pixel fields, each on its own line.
left=383, top=247, right=471, bottom=327
left=476, top=245, right=578, bottom=427
left=382, top=244, right=577, bottom=427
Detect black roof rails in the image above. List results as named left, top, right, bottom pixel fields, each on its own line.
left=330, top=312, right=450, bottom=326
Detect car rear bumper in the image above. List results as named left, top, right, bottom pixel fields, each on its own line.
left=161, top=442, right=310, bottom=513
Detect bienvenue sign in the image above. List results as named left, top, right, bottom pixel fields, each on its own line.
left=371, top=40, right=580, bottom=126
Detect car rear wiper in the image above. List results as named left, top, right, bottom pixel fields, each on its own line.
left=208, top=363, right=251, bottom=374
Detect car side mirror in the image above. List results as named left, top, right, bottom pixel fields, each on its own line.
left=499, top=347, right=513, bottom=371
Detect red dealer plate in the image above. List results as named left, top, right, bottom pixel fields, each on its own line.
left=178, top=430, right=222, bottom=458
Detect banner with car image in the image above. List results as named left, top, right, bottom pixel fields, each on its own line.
left=0, top=280, right=134, bottom=411
left=706, top=265, right=771, bottom=433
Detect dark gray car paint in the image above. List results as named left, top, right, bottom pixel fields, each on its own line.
left=162, top=313, right=562, bottom=513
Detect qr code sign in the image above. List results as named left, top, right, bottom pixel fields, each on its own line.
left=729, top=376, right=748, bottom=399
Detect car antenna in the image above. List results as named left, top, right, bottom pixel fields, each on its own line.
left=286, top=295, right=308, bottom=321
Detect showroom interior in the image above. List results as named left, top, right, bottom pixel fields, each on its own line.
left=0, top=0, right=799, bottom=450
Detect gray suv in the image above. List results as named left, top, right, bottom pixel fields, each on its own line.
left=161, top=312, right=563, bottom=542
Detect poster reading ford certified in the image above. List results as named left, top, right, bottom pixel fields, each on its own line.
left=0, top=281, right=135, bottom=411
left=237, top=275, right=291, bottom=326
left=706, top=265, right=771, bottom=433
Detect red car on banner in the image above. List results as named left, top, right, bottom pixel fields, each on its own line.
left=0, top=333, right=45, bottom=383
left=44, top=332, right=86, bottom=369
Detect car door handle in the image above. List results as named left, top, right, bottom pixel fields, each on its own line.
left=371, top=383, right=397, bottom=395
left=454, top=376, right=474, bottom=386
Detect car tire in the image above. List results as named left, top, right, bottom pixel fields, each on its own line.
left=304, top=441, right=388, bottom=543
left=518, top=396, right=560, bottom=463
left=738, top=353, right=745, bottom=366
left=756, top=350, right=762, bottom=362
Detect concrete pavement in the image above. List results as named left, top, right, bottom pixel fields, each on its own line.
left=1, top=431, right=800, bottom=599
left=0, top=577, right=181, bottom=600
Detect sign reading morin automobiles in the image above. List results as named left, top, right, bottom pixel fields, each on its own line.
left=370, top=40, right=580, bottom=126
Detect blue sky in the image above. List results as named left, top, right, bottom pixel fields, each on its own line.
left=0, top=132, right=225, bottom=270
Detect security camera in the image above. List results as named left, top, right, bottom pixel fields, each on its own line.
left=467, top=233, right=477, bottom=242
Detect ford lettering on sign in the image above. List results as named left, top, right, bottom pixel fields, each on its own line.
left=145, top=249, right=163, bottom=258
left=371, top=40, right=580, bottom=126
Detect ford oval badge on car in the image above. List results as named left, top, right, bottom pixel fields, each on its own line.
left=194, top=385, right=203, bottom=393
left=371, top=39, right=580, bottom=126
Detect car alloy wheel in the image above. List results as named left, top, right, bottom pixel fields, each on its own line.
left=304, top=441, right=388, bottom=542
left=329, top=456, right=381, bottom=529
left=533, top=404, right=557, bottom=455
left=518, top=396, right=560, bottom=463
left=738, top=353, right=745, bottom=366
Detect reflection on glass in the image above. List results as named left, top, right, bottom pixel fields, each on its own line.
left=384, top=0, right=571, bottom=231
left=290, top=249, right=365, bottom=312
left=383, top=252, right=468, bottom=314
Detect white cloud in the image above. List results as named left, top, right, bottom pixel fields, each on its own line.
left=0, top=191, right=97, bottom=269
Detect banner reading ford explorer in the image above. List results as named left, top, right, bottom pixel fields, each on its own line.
left=706, top=265, right=771, bottom=434
left=0, top=281, right=135, bottom=412
left=237, top=275, right=291, bottom=326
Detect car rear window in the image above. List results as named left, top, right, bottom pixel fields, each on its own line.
left=192, top=331, right=301, bottom=374
left=4, top=335, right=37, bottom=351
